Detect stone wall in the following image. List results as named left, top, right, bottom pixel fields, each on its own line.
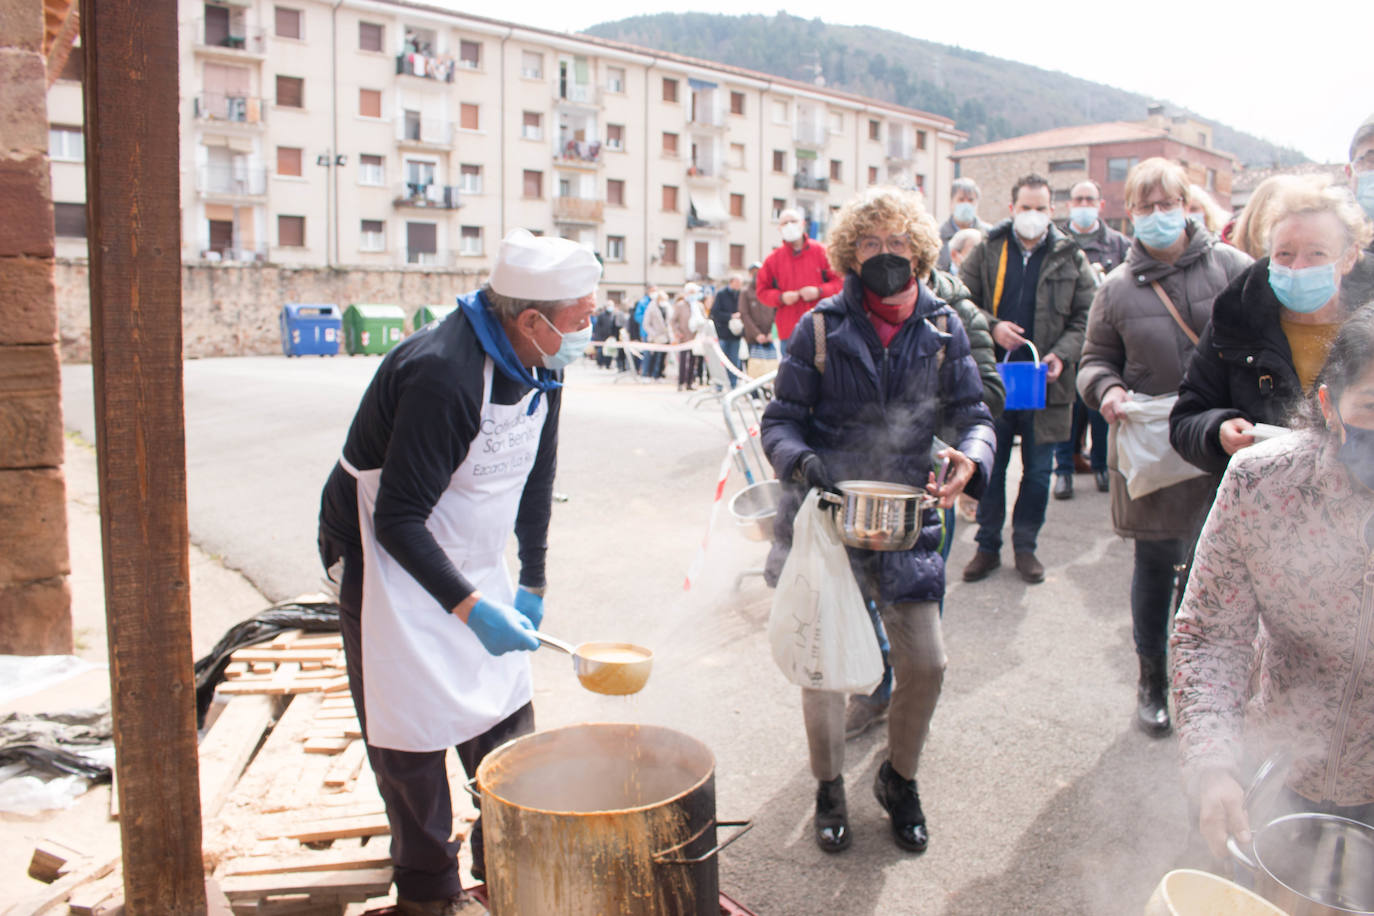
left=55, top=260, right=489, bottom=362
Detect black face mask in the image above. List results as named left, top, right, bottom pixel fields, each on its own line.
left=859, top=253, right=912, bottom=298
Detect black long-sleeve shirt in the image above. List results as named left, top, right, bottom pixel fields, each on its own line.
left=318, top=308, right=559, bottom=610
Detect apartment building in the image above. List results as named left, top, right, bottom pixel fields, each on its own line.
left=47, top=0, right=964, bottom=305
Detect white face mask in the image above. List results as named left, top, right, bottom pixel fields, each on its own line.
left=780, top=221, right=804, bottom=243
left=1013, top=209, right=1050, bottom=241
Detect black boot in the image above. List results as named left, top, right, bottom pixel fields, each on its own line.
left=814, top=776, right=851, bottom=852
left=872, top=761, right=928, bottom=853
left=1136, top=653, right=1171, bottom=737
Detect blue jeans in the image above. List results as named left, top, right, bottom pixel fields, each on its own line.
left=974, top=410, right=1056, bottom=554
left=1054, top=395, right=1107, bottom=475
left=641, top=350, right=665, bottom=379
left=720, top=338, right=742, bottom=388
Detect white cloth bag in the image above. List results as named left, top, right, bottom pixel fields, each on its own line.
left=1115, top=391, right=1207, bottom=499
left=767, top=489, right=883, bottom=693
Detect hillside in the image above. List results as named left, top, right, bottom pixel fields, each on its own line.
left=583, top=13, right=1306, bottom=168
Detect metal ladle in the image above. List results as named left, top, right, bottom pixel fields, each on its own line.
left=535, top=632, right=654, bottom=696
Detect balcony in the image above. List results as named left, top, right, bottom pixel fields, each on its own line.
left=689, top=108, right=727, bottom=132
left=554, top=84, right=601, bottom=108
left=394, top=183, right=461, bottom=210
left=193, top=18, right=266, bottom=57
left=396, top=52, right=455, bottom=83
left=793, top=173, right=830, bottom=193
left=197, top=164, right=267, bottom=198
left=685, top=162, right=725, bottom=186
left=403, top=250, right=456, bottom=268
left=554, top=139, right=603, bottom=169
left=194, top=93, right=267, bottom=126
left=552, top=197, right=604, bottom=223
left=794, top=120, right=828, bottom=149
left=201, top=245, right=268, bottom=263
left=396, top=115, right=452, bottom=149
left=886, top=141, right=914, bottom=163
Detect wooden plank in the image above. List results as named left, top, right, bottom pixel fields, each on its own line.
left=322, top=741, right=366, bottom=789
left=275, top=814, right=391, bottom=843
left=320, top=676, right=351, bottom=693
left=270, top=629, right=305, bottom=648
left=218, top=868, right=392, bottom=903
left=303, top=736, right=351, bottom=755
left=222, top=848, right=391, bottom=877
left=224, top=661, right=250, bottom=679
left=289, top=635, right=343, bottom=651
left=66, top=868, right=122, bottom=914
left=251, top=661, right=275, bottom=674
left=232, top=649, right=341, bottom=664
left=199, top=694, right=276, bottom=819
left=2, top=855, right=120, bottom=916
left=82, top=0, right=204, bottom=909
left=312, top=707, right=357, bottom=720
left=28, top=839, right=87, bottom=883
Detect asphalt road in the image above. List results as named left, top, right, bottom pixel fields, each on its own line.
left=61, top=355, right=1193, bottom=915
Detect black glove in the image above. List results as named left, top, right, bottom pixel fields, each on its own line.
left=796, top=452, right=837, bottom=494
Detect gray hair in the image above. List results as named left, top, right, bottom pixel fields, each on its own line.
left=482, top=284, right=580, bottom=322
left=950, top=227, right=983, bottom=259
left=951, top=177, right=980, bottom=199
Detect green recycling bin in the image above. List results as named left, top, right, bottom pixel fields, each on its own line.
left=413, top=304, right=457, bottom=331
left=343, top=304, right=407, bottom=355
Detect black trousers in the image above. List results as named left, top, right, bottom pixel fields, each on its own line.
left=338, top=547, right=535, bottom=900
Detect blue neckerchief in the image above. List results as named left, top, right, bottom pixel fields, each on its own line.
left=457, top=290, right=561, bottom=415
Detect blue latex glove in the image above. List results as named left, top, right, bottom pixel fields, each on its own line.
left=467, top=598, right=540, bottom=655
left=514, top=587, right=544, bottom=629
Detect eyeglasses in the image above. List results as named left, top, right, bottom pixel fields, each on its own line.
left=857, top=235, right=912, bottom=257
left=1131, top=198, right=1183, bottom=217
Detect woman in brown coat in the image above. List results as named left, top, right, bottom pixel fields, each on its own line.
left=1076, top=158, right=1251, bottom=736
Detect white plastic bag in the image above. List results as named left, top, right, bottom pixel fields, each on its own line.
left=1115, top=391, right=1207, bottom=499
left=768, top=489, right=883, bottom=693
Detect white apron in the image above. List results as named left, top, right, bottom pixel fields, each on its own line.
left=345, top=358, right=548, bottom=752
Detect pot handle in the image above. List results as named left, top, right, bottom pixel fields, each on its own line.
left=462, top=776, right=481, bottom=801
left=652, top=819, right=753, bottom=865
left=1226, top=835, right=1258, bottom=873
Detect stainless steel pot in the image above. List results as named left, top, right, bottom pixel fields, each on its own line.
left=820, top=480, right=937, bottom=552
left=728, top=479, right=779, bottom=542
left=1230, top=813, right=1374, bottom=915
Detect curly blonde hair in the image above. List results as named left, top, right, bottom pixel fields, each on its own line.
left=1265, top=173, right=1373, bottom=253
left=825, top=186, right=941, bottom=279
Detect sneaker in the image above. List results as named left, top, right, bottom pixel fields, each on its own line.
left=396, top=892, right=476, bottom=916
left=872, top=761, right=928, bottom=853
left=1014, top=551, right=1045, bottom=584
left=962, top=550, right=1001, bottom=582
left=844, top=695, right=889, bottom=740
left=1053, top=474, right=1073, bottom=500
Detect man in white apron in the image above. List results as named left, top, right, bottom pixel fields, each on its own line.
left=318, top=229, right=600, bottom=916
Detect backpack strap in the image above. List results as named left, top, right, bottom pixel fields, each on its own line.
left=933, top=313, right=949, bottom=371
left=812, top=310, right=827, bottom=375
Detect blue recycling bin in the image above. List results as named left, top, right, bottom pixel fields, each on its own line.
left=280, top=303, right=341, bottom=357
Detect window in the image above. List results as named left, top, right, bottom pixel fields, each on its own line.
left=661, top=132, right=678, bottom=157
left=359, top=88, right=381, bottom=118
left=557, top=176, right=573, bottom=198
left=660, top=239, right=678, bottom=264
left=662, top=77, right=678, bottom=103
left=607, top=66, right=625, bottom=93
left=730, top=142, right=745, bottom=169
left=521, top=51, right=543, bottom=79
left=276, top=146, right=302, bottom=176
left=1206, top=168, right=1217, bottom=191
left=459, top=164, right=482, bottom=194
left=49, top=126, right=83, bottom=161
left=730, top=91, right=745, bottom=115
left=916, top=130, right=927, bottom=151
left=359, top=22, right=383, bottom=52
left=829, top=112, right=844, bottom=134
left=460, top=225, right=483, bottom=255
left=771, top=198, right=786, bottom=220
left=606, top=235, right=626, bottom=261
left=1048, top=159, right=1086, bottom=172
left=729, top=193, right=744, bottom=218
left=406, top=222, right=437, bottom=264
left=773, top=100, right=789, bottom=123
left=607, top=178, right=625, bottom=206
left=661, top=185, right=679, bottom=212
left=605, top=124, right=624, bottom=151
left=1107, top=156, right=1140, bottom=182
left=459, top=39, right=480, bottom=69
left=278, top=214, right=305, bottom=247
left=607, top=290, right=625, bottom=306
left=522, top=111, right=542, bottom=141
left=359, top=154, right=384, bottom=186
left=915, top=174, right=925, bottom=192
left=829, top=159, right=842, bottom=182
left=1198, top=131, right=1208, bottom=146
left=868, top=119, right=881, bottom=141
left=772, top=150, right=785, bottom=173
left=1052, top=188, right=1072, bottom=202
left=867, top=165, right=879, bottom=185
left=729, top=243, right=744, bottom=270
left=274, top=6, right=302, bottom=39
left=360, top=219, right=385, bottom=252
left=460, top=103, right=479, bottom=131
left=523, top=169, right=542, bottom=198
left=53, top=202, right=85, bottom=238
left=276, top=75, right=303, bottom=108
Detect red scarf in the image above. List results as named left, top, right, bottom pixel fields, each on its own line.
left=862, top=280, right=919, bottom=347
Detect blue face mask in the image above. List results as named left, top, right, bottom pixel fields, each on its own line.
left=1357, top=172, right=1374, bottom=220
left=1132, top=207, right=1187, bottom=248
left=1268, top=261, right=1340, bottom=314
left=535, top=312, right=593, bottom=370
left=1069, top=206, right=1098, bottom=231
left=952, top=201, right=977, bottom=225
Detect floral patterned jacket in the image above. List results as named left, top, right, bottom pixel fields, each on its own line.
left=1173, top=429, right=1374, bottom=805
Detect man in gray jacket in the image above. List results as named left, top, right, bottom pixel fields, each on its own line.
left=959, top=174, right=1097, bottom=583
left=937, top=177, right=992, bottom=272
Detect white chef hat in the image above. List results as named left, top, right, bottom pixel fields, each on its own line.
left=488, top=229, right=602, bottom=301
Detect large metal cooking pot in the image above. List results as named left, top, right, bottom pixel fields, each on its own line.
left=474, top=723, right=751, bottom=916
left=1230, top=813, right=1374, bottom=915
left=820, top=480, right=937, bottom=551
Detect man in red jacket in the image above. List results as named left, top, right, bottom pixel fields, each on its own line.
left=756, top=208, right=843, bottom=355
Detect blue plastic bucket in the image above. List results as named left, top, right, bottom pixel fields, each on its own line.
left=997, top=341, right=1047, bottom=410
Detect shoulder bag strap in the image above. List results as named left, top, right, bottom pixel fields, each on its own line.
left=1149, top=281, right=1199, bottom=346
left=812, top=310, right=827, bottom=375
left=991, top=239, right=1009, bottom=317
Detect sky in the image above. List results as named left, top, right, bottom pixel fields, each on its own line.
left=435, top=0, right=1369, bottom=164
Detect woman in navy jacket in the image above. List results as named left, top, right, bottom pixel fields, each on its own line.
left=761, top=186, right=996, bottom=855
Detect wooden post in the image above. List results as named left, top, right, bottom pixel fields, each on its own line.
left=82, top=1, right=206, bottom=912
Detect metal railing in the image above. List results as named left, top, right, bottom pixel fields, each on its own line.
left=197, top=164, right=268, bottom=196
left=689, top=105, right=726, bottom=128
left=555, top=139, right=602, bottom=164
left=403, top=250, right=456, bottom=267
left=394, top=183, right=461, bottom=209
left=193, top=93, right=267, bottom=125
left=552, top=197, right=604, bottom=223
left=794, top=120, right=828, bottom=147
left=886, top=141, right=914, bottom=161
left=793, top=173, right=829, bottom=192
left=396, top=115, right=452, bottom=146
left=194, top=18, right=266, bottom=54
left=201, top=245, right=268, bottom=263
left=396, top=52, right=455, bottom=83
left=555, top=84, right=601, bottom=106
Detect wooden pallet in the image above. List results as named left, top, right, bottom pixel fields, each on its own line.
left=218, top=631, right=349, bottom=696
